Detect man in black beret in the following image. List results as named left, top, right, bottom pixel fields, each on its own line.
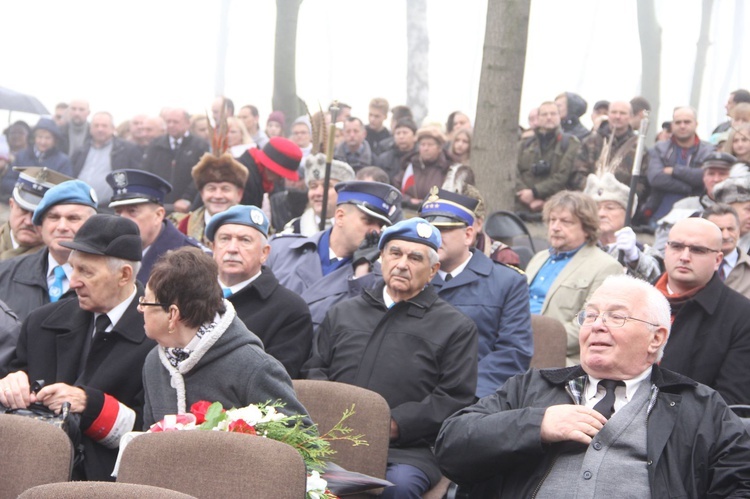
left=0, top=214, right=156, bottom=482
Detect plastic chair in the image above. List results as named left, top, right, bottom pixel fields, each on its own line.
left=530, top=315, right=567, bottom=369
left=117, top=430, right=306, bottom=499
left=485, top=210, right=536, bottom=252
left=0, top=415, right=73, bottom=499
left=19, top=481, right=196, bottom=499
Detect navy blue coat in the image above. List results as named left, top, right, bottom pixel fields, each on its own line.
left=431, top=249, right=533, bottom=398
left=138, top=221, right=202, bottom=285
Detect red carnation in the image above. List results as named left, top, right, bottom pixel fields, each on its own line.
left=228, top=419, right=257, bottom=435
left=190, top=400, right=213, bottom=424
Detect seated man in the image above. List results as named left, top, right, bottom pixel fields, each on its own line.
left=204, top=205, right=313, bottom=378
left=703, top=204, right=750, bottom=298
left=655, top=217, right=750, bottom=405
left=0, top=166, right=72, bottom=261
left=436, top=274, right=750, bottom=497
left=419, top=187, right=532, bottom=397
left=526, top=191, right=622, bottom=365
left=303, top=218, right=478, bottom=498
left=106, top=169, right=202, bottom=283
left=0, top=215, right=156, bottom=481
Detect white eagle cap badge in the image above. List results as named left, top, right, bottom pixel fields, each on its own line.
left=416, top=222, right=433, bottom=239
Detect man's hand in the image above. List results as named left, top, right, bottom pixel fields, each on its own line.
left=540, top=405, right=607, bottom=444
left=352, top=230, right=381, bottom=274
left=389, top=418, right=399, bottom=442
left=0, top=371, right=32, bottom=409
left=173, top=199, right=191, bottom=213
left=529, top=199, right=545, bottom=212
left=516, top=189, right=535, bottom=206
left=663, top=167, right=674, bottom=176
left=36, top=383, right=87, bottom=414
left=614, top=226, right=640, bottom=262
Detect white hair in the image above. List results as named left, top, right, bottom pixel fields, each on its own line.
left=595, top=274, right=671, bottom=361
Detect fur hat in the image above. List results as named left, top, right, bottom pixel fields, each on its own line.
left=304, top=153, right=354, bottom=184
left=191, top=153, right=249, bottom=191
left=416, top=127, right=445, bottom=146
left=583, top=172, right=635, bottom=212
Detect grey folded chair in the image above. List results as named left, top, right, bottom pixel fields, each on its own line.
left=19, top=481, right=196, bottom=498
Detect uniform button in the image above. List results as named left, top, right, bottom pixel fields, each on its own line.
left=669, top=402, right=676, bottom=407
left=583, top=471, right=592, bottom=480
left=593, top=442, right=602, bottom=450
left=647, top=460, right=653, bottom=466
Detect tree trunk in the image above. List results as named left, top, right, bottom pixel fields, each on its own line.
left=272, top=0, right=305, bottom=134
left=637, top=0, right=661, bottom=142
left=406, top=0, right=429, bottom=125
left=690, top=0, right=714, bottom=110
left=472, top=0, right=531, bottom=213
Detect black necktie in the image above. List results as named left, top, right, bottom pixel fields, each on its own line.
left=592, top=379, right=624, bottom=419
left=94, top=314, right=111, bottom=337
left=444, top=273, right=453, bottom=282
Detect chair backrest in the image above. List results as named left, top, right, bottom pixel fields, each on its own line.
left=485, top=210, right=535, bottom=252
left=19, top=481, right=197, bottom=499
left=0, top=414, right=72, bottom=499
left=530, top=315, right=567, bottom=369
left=293, top=380, right=390, bottom=482
left=117, top=430, right=306, bottom=498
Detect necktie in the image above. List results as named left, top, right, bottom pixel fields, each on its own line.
left=48, top=265, right=66, bottom=303
left=94, top=314, right=111, bottom=338
left=719, top=261, right=728, bottom=281
left=172, top=138, right=181, bottom=150
left=444, top=273, right=453, bottom=282
left=222, top=287, right=233, bottom=298
left=592, top=379, right=624, bottom=419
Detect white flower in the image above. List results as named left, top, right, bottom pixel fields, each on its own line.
left=306, top=471, right=328, bottom=499
left=259, top=406, right=287, bottom=423
left=226, top=405, right=263, bottom=425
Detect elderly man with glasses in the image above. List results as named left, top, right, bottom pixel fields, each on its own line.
left=436, top=274, right=750, bottom=497
left=654, top=217, right=750, bottom=405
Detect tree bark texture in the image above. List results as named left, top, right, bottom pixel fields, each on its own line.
left=472, top=0, right=531, bottom=213
left=273, top=0, right=305, bottom=133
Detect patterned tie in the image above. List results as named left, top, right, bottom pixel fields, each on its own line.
left=48, top=265, right=66, bottom=303
left=444, top=273, right=453, bottom=282
left=592, top=379, right=625, bottom=419
left=222, top=287, right=233, bottom=298
left=719, top=261, right=728, bottom=281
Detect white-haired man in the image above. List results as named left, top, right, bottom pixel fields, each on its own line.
left=437, top=274, right=750, bottom=497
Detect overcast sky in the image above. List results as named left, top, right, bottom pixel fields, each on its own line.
left=2, top=0, right=747, bottom=136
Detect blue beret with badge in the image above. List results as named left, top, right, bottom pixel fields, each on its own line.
left=378, top=217, right=442, bottom=251
left=419, top=186, right=479, bottom=227
left=106, top=169, right=173, bottom=207
left=32, top=179, right=98, bottom=226
left=204, top=205, right=270, bottom=242
left=335, top=180, right=401, bottom=226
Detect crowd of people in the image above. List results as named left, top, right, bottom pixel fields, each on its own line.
left=0, top=90, right=749, bottom=497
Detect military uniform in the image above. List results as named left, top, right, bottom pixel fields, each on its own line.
left=0, top=222, right=43, bottom=261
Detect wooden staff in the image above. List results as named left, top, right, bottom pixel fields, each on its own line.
left=319, top=101, right=339, bottom=230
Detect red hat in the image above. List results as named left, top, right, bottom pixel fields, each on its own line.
left=249, top=137, right=301, bottom=181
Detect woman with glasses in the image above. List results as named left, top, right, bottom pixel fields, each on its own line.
left=138, top=246, right=307, bottom=429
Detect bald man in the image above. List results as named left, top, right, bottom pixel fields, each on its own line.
left=654, top=217, right=750, bottom=405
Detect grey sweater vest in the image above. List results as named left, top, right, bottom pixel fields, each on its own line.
left=535, top=382, right=651, bottom=498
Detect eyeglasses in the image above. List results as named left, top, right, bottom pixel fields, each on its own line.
left=665, top=241, right=721, bottom=256
left=574, top=310, right=659, bottom=328
left=138, top=296, right=167, bottom=308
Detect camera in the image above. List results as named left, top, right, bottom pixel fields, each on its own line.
left=531, top=160, right=551, bottom=176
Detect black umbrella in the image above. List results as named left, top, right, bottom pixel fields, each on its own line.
left=0, top=87, right=49, bottom=115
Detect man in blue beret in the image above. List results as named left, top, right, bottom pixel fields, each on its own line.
left=419, top=187, right=533, bottom=398
left=268, top=180, right=401, bottom=328
left=0, top=179, right=98, bottom=321
left=1, top=214, right=156, bottom=482
left=303, top=217, right=478, bottom=499
left=106, top=169, right=202, bottom=284
left=204, top=205, right=313, bottom=378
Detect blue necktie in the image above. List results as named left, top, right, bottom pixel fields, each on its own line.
left=222, top=287, right=232, bottom=298
left=48, top=265, right=66, bottom=303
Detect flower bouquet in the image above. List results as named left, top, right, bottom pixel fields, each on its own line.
left=149, top=400, right=371, bottom=499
